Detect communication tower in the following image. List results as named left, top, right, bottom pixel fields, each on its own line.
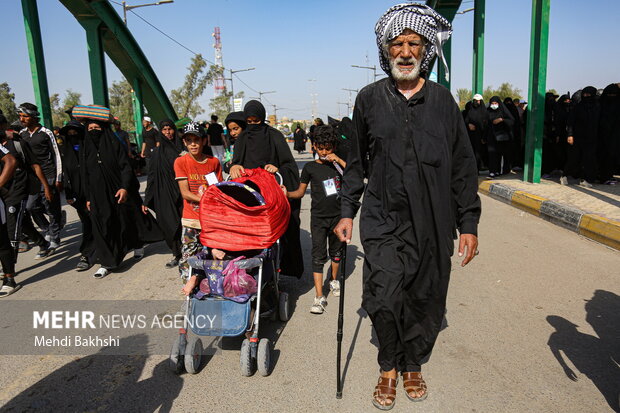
left=213, top=27, right=225, bottom=97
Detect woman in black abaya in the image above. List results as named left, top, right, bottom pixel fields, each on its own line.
left=293, top=124, right=306, bottom=154
left=144, top=119, right=184, bottom=268
left=486, top=96, right=515, bottom=177
left=229, top=100, right=303, bottom=278
left=81, top=118, right=162, bottom=278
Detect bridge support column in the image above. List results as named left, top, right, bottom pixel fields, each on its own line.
left=21, top=0, right=52, bottom=128
left=523, top=0, right=550, bottom=184
left=132, top=79, right=144, bottom=147
left=83, top=19, right=109, bottom=107
left=472, top=0, right=485, bottom=96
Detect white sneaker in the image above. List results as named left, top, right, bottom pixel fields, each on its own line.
left=133, top=248, right=144, bottom=259
left=579, top=180, right=593, bottom=188
left=560, top=176, right=568, bottom=185
left=310, top=296, right=327, bottom=314
left=93, top=267, right=110, bottom=279
left=49, top=241, right=60, bottom=250
left=44, top=234, right=51, bottom=243
left=330, top=279, right=341, bottom=297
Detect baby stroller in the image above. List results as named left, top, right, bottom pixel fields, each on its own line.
left=169, top=174, right=291, bottom=376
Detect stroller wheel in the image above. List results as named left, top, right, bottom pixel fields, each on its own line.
left=257, top=338, right=272, bottom=377
left=184, top=336, right=203, bottom=374
left=240, top=338, right=256, bottom=377
left=279, top=291, right=290, bottom=322
left=169, top=335, right=185, bottom=374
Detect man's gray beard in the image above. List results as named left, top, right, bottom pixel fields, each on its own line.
left=389, top=57, right=422, bottom=82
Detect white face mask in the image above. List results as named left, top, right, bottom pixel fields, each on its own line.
left=490, top=104, right=499, bottom=110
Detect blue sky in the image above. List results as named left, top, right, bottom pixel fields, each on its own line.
left=3, top=0, right=619, bottom=121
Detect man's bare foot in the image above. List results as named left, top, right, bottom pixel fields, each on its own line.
left=212, top=248, right=226, bottom=260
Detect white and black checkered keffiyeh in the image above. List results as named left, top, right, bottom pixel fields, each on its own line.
left=375, top=2, right=452, bottom=80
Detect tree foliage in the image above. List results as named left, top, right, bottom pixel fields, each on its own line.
left=456, top=83, right=524, bottom=110
left=109, top=78, right=135, bottom=131
left=209, top=89, right=244, bottom=124
left=50, top=89, right=81, bottom=127
left=170, top=55, right=218, bottom=119
left=0, top=83, right=18, bottom=123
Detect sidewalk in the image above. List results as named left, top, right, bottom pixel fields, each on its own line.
left=478, top=172, right=620, bottom=251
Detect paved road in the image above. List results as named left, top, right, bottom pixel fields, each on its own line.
left=0, top=150, right=618, bottom=412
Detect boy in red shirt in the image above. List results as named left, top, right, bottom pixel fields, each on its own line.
left=174, top=122, right=222, bottom=294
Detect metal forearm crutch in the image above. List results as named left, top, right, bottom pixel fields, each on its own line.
left=336, top=242, right=348, bottom=399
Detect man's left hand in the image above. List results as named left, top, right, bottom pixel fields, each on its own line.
left=264, top=164, right=278, bottom=174
left=458, top=233, right=478, bottom=267
left=55, top=181, right=63, bottom=192
left=115, top=188, right=128, bottom=204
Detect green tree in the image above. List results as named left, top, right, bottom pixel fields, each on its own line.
left=109, top=78, right=136, bottom=138
left=0, top=83, right=18, bottom=123
left=456, top=88, right=472, bottom=110
left=483, top=83, right=523, bottom=102
left=209, top=89, right=244, bottom=123
left=170, top=55, right=218, bottom=118
left=50, top=89, right=82, bottom=127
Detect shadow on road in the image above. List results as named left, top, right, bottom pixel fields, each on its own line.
left=1, top=334, right=183, bottom=412
left=547, top=289, right=620, bottom=412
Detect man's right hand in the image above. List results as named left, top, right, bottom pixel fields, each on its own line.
left=334, top=218, right=353, bottom=243
left=229, top=165, right=245, bottom=179
left=468, top=123, right=476, bottom=131
left=43, top=186, right=53, bottom=202
left=567, top=136, right=574, bottom=145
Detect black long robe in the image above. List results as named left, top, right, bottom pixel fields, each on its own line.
left=567, top=86, right=600, bottom=182
left=231, top=125, right=304, bottom=278
left=293, top=129, right=306, bottom=152
left=81, top=126, right=162, bottom=268
left=144, top=123, right=184, bottom=259
left=464, top=100, right=489, bottom=170
left=597, top=84, right=620, bottom=181
left=341, top=78, right=480, bottom=371
left=487, top=96, right=515, bottom=175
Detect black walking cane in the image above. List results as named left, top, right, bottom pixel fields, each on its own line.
left=336, top=240, right=348, bottom=399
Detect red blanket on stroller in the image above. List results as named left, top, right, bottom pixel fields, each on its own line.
left=199, top=168, right=291, bottom=251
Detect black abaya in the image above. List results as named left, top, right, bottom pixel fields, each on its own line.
left=144, top=120, right=184, bottom=259
left=81, top=124, right=162, bottom=268
left=232, top=100, right=304, bottom=278
left=341, top=79, right=480, bottom=372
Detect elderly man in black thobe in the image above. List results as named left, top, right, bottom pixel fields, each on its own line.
left=335, top=4, right=481, bottom=410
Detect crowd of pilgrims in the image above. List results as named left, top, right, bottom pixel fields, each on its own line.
left=0, top=99, right=331, bottom=297
left=462, top=83, right=620, bottom=186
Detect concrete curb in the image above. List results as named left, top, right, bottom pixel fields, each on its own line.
left=478, top=180, right=620, bottom=251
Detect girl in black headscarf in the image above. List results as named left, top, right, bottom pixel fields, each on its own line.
left=223, top=112, right=246, bottom=174
left=144, top=119, right=184, bottom=267
left=486, top=96, right=515, bottom=177
left=80, top=117, right=162, bottom=278
left=229, top=100, right=303, bottom=278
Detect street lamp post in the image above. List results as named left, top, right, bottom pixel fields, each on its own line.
left=226, top=67, right=255, bottom=109
left=122, top=0, right=174, bottom=24
left=342, top=88, right=358, bottom=115
left=257, top=91, right=276, bottom=102
left=351, top=64, right=380, bottom=83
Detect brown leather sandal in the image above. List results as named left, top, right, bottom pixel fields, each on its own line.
left=372, top=375, right=398, bottom=410
left=402, top=371, right=428, bottom=402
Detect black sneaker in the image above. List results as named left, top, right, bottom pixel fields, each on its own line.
left=0, top=277, right=21, bottom=298
left=165, top=258, right=179, bottom=268
left=76, top=256, right=92, bottom=272
left=35, top=242, right=52, bottom=260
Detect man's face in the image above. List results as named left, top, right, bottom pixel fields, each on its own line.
left=18, top=113, right=36, bottom=128
left=388, top=30, right=425, bottom=82
left=114, top=123, right=121, bottom=131
left=473, top=99, right=482, bottom=108
left=161, top=125, right=175, bottom=140
left=227, top=122, right=243, bottom=138
left=87, top=123, right=102, bottom=131
left=142, top=120, right=150, bottom=128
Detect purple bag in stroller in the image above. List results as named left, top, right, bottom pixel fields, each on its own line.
left=223, top=257, right=258, bottom=302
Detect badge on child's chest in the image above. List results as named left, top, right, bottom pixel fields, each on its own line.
left=205, top=172, right=218, bottom=186
left=323, top=177, right=338, bottom=196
